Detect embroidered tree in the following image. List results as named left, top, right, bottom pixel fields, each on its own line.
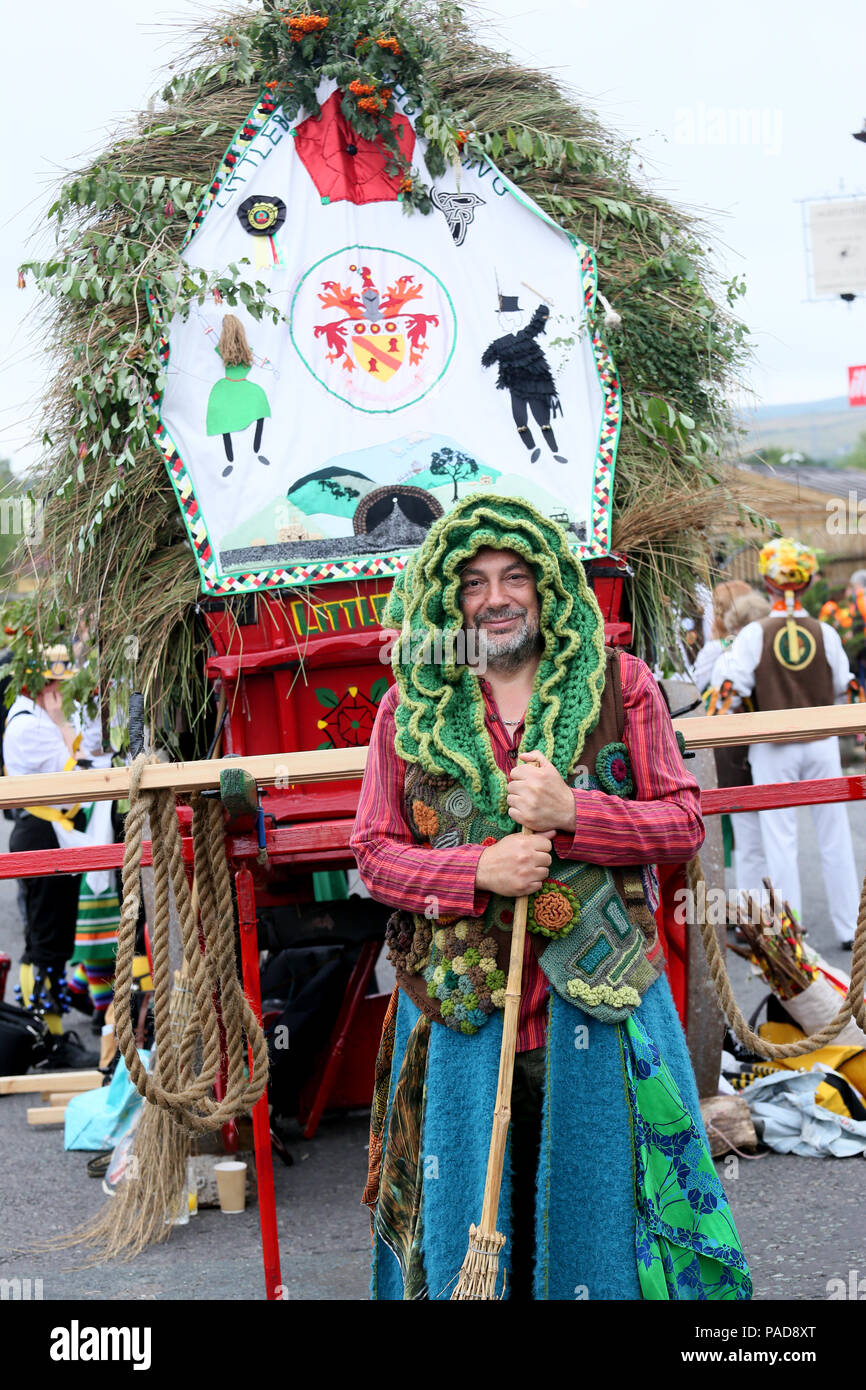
left=429, top=447, right=479, bottom=502
left=320, top=478, right=361, bottom=503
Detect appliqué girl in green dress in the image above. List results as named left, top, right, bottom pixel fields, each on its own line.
left=206, top=314, right=272, bottom=476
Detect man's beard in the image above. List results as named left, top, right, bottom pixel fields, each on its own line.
left=471, top=607, right=542, bottom=673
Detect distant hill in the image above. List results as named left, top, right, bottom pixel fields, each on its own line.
left=289, top=465, right=373, bottom=487
left=288, top=469, right=376, bottom=518
left=737, top=396, right=866, bottom=461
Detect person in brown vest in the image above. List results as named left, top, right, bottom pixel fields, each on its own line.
left=711, top=538, right=859, bottom=948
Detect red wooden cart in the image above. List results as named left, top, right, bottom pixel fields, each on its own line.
left=2, top=563, right=863, bottom=1299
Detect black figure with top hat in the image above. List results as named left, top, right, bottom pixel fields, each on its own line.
left=481, top=294, right=567, bottom=463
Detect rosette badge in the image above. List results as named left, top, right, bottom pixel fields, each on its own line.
left=595, top=741, right=634, bottom=798
left=236, top=195, right=287, bottom=270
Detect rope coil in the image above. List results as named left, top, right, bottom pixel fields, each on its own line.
left=113, top=753, right=268, bottom=1131
left=690, top=855, right=866, bottom=1060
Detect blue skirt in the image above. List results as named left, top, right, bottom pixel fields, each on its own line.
left=370, top=973, right=751, bottom=1300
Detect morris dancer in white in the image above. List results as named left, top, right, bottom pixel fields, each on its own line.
left=693, top=583, right=770, bottom=909
left=712, top=538, right=859, bottom=949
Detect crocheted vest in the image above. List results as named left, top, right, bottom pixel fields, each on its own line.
left=385, top=649, right=666, bottom=1033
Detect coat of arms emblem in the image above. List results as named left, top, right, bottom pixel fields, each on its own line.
left=290, top=248, right=456, bottom=413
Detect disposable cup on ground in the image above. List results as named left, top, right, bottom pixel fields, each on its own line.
left=214, top=1160, right=247, bottom=1213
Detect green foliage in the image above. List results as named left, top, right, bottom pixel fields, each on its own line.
left=839, top=429, right=866, bottom=471
left=0, top=594, right=98, bottom=716
left=250, top=0, right=461, bottom=207
left=21, top=197, right=279, bottom=557
left=0, top=460, right=30, bottom=584
left=800, top=573, right=831, bottom=619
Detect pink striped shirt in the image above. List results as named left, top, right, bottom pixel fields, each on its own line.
left=350, top=651, right=704, bottom=1050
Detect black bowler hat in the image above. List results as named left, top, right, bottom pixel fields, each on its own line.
left=498, top=294, right=521, bottom=313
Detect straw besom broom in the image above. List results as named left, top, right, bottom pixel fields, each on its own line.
left=451, top=827, right=531, bottom=1300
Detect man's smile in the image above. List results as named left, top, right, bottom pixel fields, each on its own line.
left=475, top=609, right=525, bottom=632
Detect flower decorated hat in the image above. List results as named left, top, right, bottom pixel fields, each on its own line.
left=758, top=537, right=817, bottom=592
left=40, top=644, right=78, bottom=681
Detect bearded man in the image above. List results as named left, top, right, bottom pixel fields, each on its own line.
left=351, top=495, right=750, bottom=1301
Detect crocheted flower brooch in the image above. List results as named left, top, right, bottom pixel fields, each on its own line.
left=526, top=880, right=580, bottom=938
left=594, top=741, right=634, bottom=797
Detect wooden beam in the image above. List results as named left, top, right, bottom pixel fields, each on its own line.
left=674, top=703, right=866, bottom=750
left=47, top=1092, right=76, bottom=1107
left=0, top=1070, right=103, bottom=1095
left=27, top=1106, right=68, bottom=1125
left=0, top=746, right=369, bottom=810
left=0, top=703, right=863, bottom=812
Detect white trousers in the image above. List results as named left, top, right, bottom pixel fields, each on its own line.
left=747, top=737, right=859, bottom=943
left=730, top=811, right=768, bottom=908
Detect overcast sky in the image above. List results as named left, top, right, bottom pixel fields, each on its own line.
left=3, top=0, right=865, bottom=474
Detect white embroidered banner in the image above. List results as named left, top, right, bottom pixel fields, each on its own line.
left=152, top=82, right=620, bottom=594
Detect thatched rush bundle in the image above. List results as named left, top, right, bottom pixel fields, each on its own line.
left=12, top=0, right=761, bottom=744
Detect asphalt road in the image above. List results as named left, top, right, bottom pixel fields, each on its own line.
left=1, top=776, right=865, bottom=1302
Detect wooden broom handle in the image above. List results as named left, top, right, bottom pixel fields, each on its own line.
left=478, top=825, right=532, bottom=1237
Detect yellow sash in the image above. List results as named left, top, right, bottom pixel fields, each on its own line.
left=21, top=752, right=81, bottom=830
left=21, top=803, right=82, bottom=831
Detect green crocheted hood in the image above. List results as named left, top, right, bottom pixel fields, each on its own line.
left=384, top=494, right=607, bottom=832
